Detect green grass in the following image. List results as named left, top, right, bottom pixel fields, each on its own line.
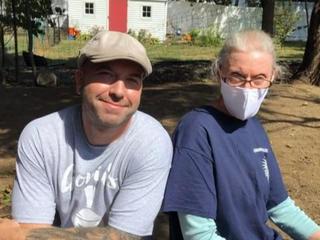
left=147, top=43, right=220, bottom=62
left=275, top=41, right=305, bottom=60
left=4, top=33, right=306, bottom=64
left=146, top=41, right=305, bottom=62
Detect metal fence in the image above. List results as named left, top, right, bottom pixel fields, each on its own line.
left=1, top=26, right=83, bottom=86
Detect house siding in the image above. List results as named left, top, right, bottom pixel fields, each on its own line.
left=68, top=0, right=108, bottom=33
left=128, top=0, right=167, bottom=41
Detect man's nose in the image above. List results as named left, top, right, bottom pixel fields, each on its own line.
left=109, top=80, right=125, bottom=100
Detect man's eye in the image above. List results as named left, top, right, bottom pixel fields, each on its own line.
left=102, top=71, right=113, bottom=76
left=98, top=71, right=114, bottom=78
left=127, top=77, right=141, bottom=84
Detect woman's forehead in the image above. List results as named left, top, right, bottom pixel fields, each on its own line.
left=222, top=50, right=274, bottom=72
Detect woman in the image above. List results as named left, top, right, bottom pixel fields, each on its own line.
left=162, top=30, right=320, bottom=240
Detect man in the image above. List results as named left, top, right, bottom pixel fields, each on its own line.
left=0, top=30, right=173, bottom=239
left=162, top=30, right=320, bottom=240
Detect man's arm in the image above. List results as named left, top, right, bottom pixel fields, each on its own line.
left=0, top=219, right=51, bottom=240
left=26, top=225, right=141, bottom=240
left=0, top=220, right=141, bottom=240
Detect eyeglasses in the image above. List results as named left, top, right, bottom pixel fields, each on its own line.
left=223, top=75, right=272, bottom=89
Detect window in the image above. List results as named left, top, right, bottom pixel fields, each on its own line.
left=85, top=2, right=94, bottom=14
left=142, top=6, right=151, bottom=18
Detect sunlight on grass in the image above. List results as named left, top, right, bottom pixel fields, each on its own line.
left=38, top=39, right=86, bottom=60
left=147, top=44, right=220, bottom=62
left=5, top=32, right=305, bottom=64
left=276, top=41, right=305, bottom=60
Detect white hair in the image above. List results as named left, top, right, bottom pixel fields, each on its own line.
left=212, top=30, right=282, bottom=80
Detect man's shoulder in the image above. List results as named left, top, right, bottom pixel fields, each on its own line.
left=124, top=111, right=173, bottom=169
left=134, top=111, right=169, bottom=134
left=127, top=111, right=172, bottom=148
left=27, top=105, right=79, bottom=128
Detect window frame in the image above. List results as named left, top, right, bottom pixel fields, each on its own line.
left=84, top=2, right=94, bottom=15
left=142, top=5, right=152, bottom=18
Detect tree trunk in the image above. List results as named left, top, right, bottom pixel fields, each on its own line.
left=12, top=0, right=19, bottom=82
left=0, top=0, right=4, bottom=69
left=261, top=0, right=275, bottom=36
left=293, top=0, right=320, bottom=85
left=28, top=30, right=37, bottom=83
left=0, top=26, right=4, bottom=85
left=0, top=26, right=4, bottom=67
left=304, top=0, right=309, bottom=27
left=25, top=0, right=37, bottom=84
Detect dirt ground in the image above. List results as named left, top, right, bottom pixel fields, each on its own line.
left=0, top=74, right=319, bottom=239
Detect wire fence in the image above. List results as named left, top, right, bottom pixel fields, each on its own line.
left=1, top=26, right=87, bottom=86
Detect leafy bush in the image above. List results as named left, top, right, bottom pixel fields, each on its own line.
left=77, top=33, right=92, bottom=41
left=189, top=26, right=223, bottom=47
left=274, top=5, right=300, bottom=47
left=128, top=29, right=138, bottom=39
left=129, top=29, right=160, bottom=45
left=89, top=25, right=105, bottom=36
left=189, top=29, right=201, bottom=44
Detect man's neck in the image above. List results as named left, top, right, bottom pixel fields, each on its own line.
left=81, top=117, right=132, bottom=146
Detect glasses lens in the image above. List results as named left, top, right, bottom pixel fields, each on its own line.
left=252, top=79, right=271, bottom=88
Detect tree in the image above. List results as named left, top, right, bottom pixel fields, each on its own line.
left=0, top=0, right=7, bottom=67
left=0, top=0, right=20, bottom=83
left=293, top=0, right=320, bottom=85
left=8, top=0, right=52, bottom=84
left=12, top=0, right=19, bottom=82
left=261, top=0, right=275, bottom=36
left=169, top=0, right=231, bottom=5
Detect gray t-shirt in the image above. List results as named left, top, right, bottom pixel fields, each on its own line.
left=12, top=105, right=173, bottom=236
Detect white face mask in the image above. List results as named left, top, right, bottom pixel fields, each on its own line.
left=220, top=80, right=269, bottom=120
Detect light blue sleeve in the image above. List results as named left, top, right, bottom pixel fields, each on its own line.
left=178, top=213, right=226, bottom=240
left=268, top=197, right=320, bottom=240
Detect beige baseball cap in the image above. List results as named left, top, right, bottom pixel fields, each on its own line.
left=77, top=30, right=152, bottom=76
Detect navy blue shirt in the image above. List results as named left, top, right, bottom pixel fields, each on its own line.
left=162, top=106, right=288, bottom=240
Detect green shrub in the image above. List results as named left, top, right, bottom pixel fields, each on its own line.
left=189, top=26, right=223, bottom=47
left=130, top=29, right=160, bottom=45
left=89, top=25, right=104, bottom=36
left=77, top=33, right=92, bottom=41
left=274, top=4, right=300, bottom=47
left=128, top=29, right=137, bottom=39
left=189, top=29, right=201, bottom=44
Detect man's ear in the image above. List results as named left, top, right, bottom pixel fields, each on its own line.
left=75, top=70, right=84, bottom=95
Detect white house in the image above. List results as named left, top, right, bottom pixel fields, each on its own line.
left=67, top=0, right=168, bottom=41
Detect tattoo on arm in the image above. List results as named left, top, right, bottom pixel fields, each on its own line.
left=26, top=225, right=142, bottom=240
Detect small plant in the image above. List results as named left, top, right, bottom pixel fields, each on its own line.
left=133, top=29, right=160, bottom=45
left=89, top=25, right=105, bottom=36
left=0, top=186, right=12, bottom=207
left=77, top=33, right=92, bottom=41
left=274, top=4, right=300, bottom=47
left=189, top=26, right=223, bottom=47
left=128, top=29, right=137, bottom=39
left=200, top=28, right=223, bottom=47
left=189, top=29, right=201, bottom=44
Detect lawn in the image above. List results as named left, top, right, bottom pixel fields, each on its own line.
left=4, top=32, right=306, bottom=66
